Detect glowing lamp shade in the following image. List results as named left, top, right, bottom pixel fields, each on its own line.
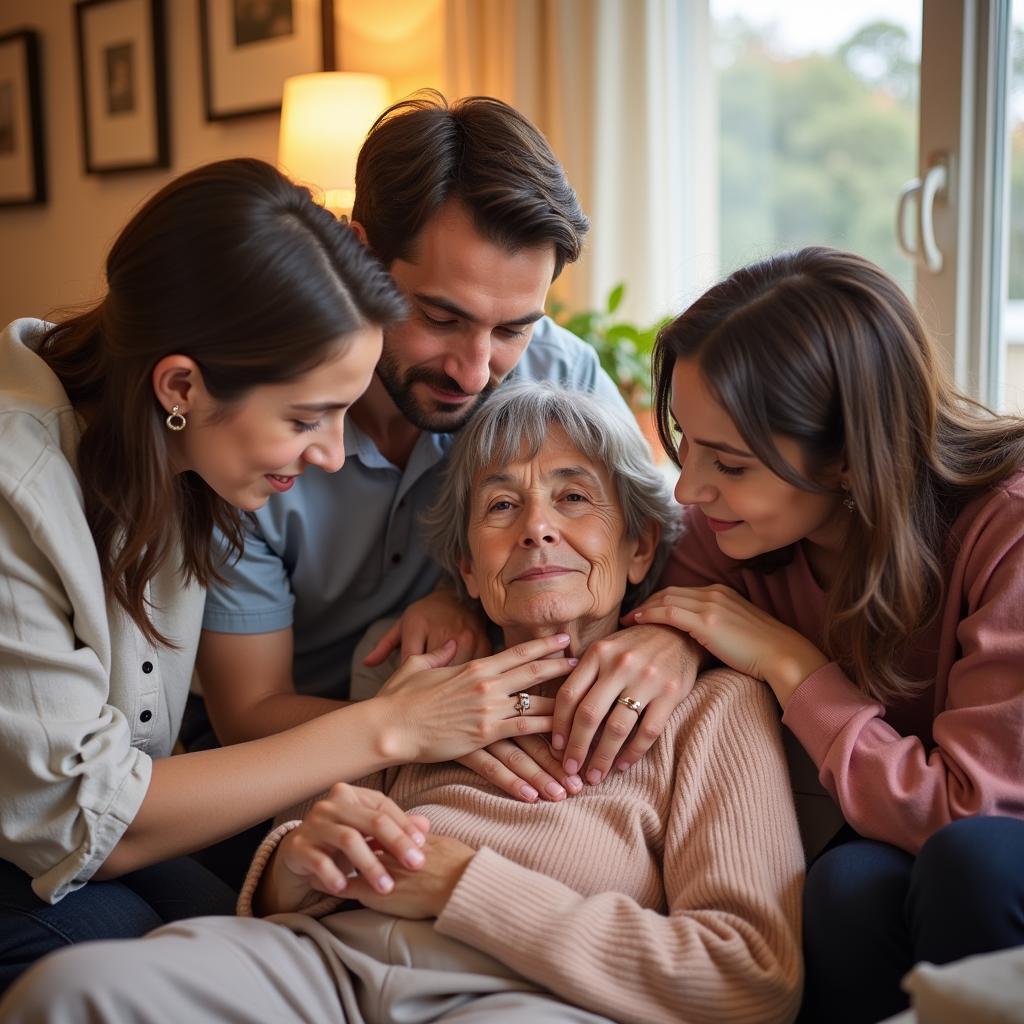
left=277, top=72, right=390, bottom=216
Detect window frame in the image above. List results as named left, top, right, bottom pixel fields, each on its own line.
left=915, top=0, right=1011, bottom=403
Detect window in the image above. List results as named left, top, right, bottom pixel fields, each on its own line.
left=708, top=1, right=1018, bottom=413
left=712, top=1, right=922, bottom=295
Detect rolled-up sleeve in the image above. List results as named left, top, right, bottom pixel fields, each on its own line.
left=0, top=490, right=151, bottom=903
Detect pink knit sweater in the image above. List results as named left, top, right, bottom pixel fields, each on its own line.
left=663, top=472, right=1024, bottom=854
left=240, top=670, right=804, bottom=1024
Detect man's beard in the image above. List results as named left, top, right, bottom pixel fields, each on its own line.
left=376, top=348, right=499, bottom=433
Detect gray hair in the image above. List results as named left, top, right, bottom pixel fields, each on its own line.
left=422, top=382, right=681, bottom=609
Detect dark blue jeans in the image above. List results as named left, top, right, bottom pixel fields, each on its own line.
left=0, top=855, right=236, bottom=997
left=800, top=816, right=1024, bottom=1023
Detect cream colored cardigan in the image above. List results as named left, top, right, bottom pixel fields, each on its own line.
left=0, top=318, right=204, bottom=903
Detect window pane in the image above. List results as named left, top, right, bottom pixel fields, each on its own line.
left=712, top=1, right=922, bottom=294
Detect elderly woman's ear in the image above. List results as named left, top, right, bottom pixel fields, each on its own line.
left=627, top=520, right=661, bottom=586
left=459, top=557, right=480, bottom=600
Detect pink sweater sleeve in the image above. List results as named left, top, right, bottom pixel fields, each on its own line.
left=435, top=672, right=804, bottom=1024
left=783, top=492, right=1024, bottom=854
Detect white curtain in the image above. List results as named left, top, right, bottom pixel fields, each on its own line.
left=444, top=0, right=715, bottom=326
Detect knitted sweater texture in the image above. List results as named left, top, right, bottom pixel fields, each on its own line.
left=241, top=669, right=805, bottom=1024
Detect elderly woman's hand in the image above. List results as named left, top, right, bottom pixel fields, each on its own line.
left=551, top=624, right=706, bottom=784
left=344, top=833, right=476, bottom=920
left=256, top=783, right=432, bottom=916
left=362, top=587, right=492, bottom=668
left=456, top=736, right=583, bottom=803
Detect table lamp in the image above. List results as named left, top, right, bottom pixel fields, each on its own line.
left=277, top=71, right=391, bottom=218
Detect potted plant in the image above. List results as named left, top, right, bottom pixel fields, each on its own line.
left=549, top=283, right=669, bottom=459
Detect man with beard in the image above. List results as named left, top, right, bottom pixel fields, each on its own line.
left=193, top=95, right=701, bottom=858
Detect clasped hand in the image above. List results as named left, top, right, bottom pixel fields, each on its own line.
left=259, top=782, right=473, bottom=920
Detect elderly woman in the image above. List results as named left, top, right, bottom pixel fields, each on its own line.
left=1, top=385, right=804, bottom=1024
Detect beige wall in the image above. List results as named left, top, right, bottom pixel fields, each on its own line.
left=0, top=0, right=443, bottom=326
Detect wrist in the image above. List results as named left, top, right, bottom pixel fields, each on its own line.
left=254, top=846, right=302, bottom=917
left=367, top=693, right=420, bottom=766
left=768, top=640, right=828, bottom=708
left=435, top=847, right=476, bottom=915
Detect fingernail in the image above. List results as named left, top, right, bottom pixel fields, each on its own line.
left=378, top=874, right=394, bottom=893
left=545, top=782, right=566, bottom=799
left=633, top=611, right=643, bottom=621
left=555, top=633, right=570, bottom=644
left=615, top=759, right=630, bottom=772
left=586, top=768, right=602, bottom=785
left=566, top=658, right=579, bottom=666
left=404, top=848, right=425, bottom=868
left=520, top=785, right=539, bottom=801
left=411, top=830, right=426, bottom=846
left=552, top=733, right=565, bottom=750
left=564, top=758, right=578, bottom=775
left=566, top=774, right=583, bottom=793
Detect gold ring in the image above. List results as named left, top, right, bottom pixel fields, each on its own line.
left=615, top=696, right=643, bottom=715
left=513, top=692, right=530, bottom=716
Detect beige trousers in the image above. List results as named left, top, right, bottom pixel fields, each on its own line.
left=0, top=909, right=612, bottom=1024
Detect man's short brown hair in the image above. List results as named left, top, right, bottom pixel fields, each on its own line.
left=352, top=91, right=589, bottom=279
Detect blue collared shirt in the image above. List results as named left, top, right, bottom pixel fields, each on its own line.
left=202, top=317, right=630, bottom=698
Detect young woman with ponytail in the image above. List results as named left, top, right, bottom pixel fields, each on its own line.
left=0, top=158, right=568, bottom=993
left=629, top=246, right=1024, bottom=1023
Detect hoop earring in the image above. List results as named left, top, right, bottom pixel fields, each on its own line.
left=165, top=404, right=187, bottom=431
left=841, top=482, right=856, bottom=513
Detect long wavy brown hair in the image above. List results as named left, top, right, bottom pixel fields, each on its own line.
left=653, top=246, right=1024, bottom=703
left=41, top=158, right=406, bottom=646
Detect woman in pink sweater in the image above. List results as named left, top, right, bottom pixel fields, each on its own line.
left=0, top=385, right=804, bottom=1024
left=630, top=246, right=1024, bottom=1023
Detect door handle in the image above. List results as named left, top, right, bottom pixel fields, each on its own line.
left=896, top=177, right=921, bottom=260
left=896, top=156, right=950, bottom=273
left=919, top=161, right=948, bottom=272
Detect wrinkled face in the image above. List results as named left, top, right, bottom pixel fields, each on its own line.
left=176, top=326, right=382, bottom=511
left=670, top=358, right=844, bottom=559
left=375, top=201, right=556, bottom=433
left=459, top=427, right=654, bottom=632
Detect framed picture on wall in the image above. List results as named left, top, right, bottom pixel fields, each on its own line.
left=0, top=30, right=46, bottom=207
left=74, top=0, right=170, bottom=174
left=199, top=0, right=335, bottom=121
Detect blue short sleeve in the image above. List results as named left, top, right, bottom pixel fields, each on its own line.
left=202, top=522, right=294, bottom=634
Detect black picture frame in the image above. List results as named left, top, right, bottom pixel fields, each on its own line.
left=0, top=29, right=46, bottom=207
left=75, top=0, right=170, bottom=174
left=199, top=0, right=335, bottom=122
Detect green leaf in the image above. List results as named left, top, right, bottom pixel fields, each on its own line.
left=607, top=282, right=625, bottom=314
left=605, top=323, right=640, bottom=345
left=564, top=312, right=599, bottom=341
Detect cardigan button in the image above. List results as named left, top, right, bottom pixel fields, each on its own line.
left=139, top=710, right=152, bottom=723
left=142, top=661, right=154, bottom=674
